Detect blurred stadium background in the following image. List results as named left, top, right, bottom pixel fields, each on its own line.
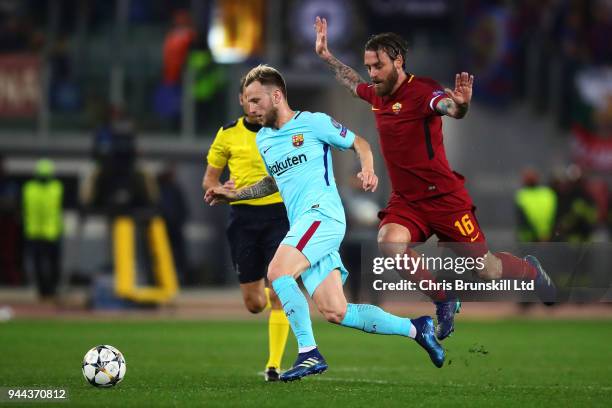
left=0, top=0, right=611, bottom=317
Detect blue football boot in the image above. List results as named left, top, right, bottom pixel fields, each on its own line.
left=280, top=348, right=328, bottom=382
left=412, top=316, right=445, bottom=368
left=435, top=298, right=461, bottom=340
left=525, top=255, right=557, bottom=305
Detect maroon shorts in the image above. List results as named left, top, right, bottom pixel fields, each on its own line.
left=379, top=188, right=488, bottom=257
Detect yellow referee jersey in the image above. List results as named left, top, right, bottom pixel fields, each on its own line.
left=206, top=116, right=283, bottom=206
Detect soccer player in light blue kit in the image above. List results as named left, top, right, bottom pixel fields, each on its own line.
left=205, top=65, right=444, bottom=381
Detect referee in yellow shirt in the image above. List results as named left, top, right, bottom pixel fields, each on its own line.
left=202, top=76, right=290, bottom=382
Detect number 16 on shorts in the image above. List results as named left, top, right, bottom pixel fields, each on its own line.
left=453, top=213, right=481, bottom=242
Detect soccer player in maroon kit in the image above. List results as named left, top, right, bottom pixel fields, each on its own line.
left=314, top=17, right=556, bottom=340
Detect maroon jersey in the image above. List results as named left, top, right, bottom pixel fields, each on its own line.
left=357, top=75, right=465, bottom=201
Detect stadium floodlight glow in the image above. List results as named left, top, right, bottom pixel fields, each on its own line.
left=207, top=0, right=264, bottom=64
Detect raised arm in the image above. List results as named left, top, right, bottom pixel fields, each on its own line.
left=315, top=16, right=365, bottom=97
left=435, top=72, right=474, bottom=119
left=352, top=135, right=378, bottom=192
left=205, top=175, right=278, bottom=206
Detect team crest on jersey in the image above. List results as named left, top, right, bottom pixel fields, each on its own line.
left=292, top=134, right=304, bottom=147
left=392, top=102, right=402, bottom=114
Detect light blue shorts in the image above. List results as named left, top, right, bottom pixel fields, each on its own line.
left=281, top=211, right=349, bottom=296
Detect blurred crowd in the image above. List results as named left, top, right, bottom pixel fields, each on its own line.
left=515, top=164, right=610, bottom=243
left=464, top=0, right=612, bottom=176
left=0, top=0, right=226, bottom=132
left=1, top=0, right=610, bottom=134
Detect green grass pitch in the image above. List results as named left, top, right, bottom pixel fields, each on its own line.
left=1, top=318, right=611, bottom=407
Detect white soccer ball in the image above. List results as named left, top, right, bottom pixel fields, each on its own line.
left=82, top=345, right=126, bottom=387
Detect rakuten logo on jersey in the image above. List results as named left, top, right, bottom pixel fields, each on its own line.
left=268, top=154, right=308, bottom=176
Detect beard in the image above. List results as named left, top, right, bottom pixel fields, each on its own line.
left=245, top=112, right=259, bottom=124
left=374, top=68, right=399, bottom=96
left=261, top=107, right=278, bottom=128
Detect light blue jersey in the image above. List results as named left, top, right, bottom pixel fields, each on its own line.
left=256, top=111, right=356, bottom=225
left=256, top=111, right=356, bottom=296
left=257, top=112, right=422, bottom=366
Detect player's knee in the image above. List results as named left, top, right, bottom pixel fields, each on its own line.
left=376, top=229, right=391, bottom=246
left=245, top=302, right=265, bottom=314
left=266, top=266, right=281, bottom=283
left=244, top=295, right=266, bottom=314
left=266, top=262, right=285, bottom=282
left=377, top=228, right=409, bottom=257
left=377, top=240, right=399, bottom=257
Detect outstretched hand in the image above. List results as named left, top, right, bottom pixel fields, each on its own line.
left=314, top=16, right=332, bottom=61
left=444, top=72, right=474, bottom=106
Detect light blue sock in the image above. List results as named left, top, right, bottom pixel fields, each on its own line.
left=340, top=303, right=412, bottom=337
left=272, top=275, right=316, bottom=349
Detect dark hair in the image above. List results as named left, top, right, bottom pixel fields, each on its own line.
left=243, top=65, right=287, bottom=97
left=365, top=33, right=408, bottom=69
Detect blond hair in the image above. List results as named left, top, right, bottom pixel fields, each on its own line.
left=243, top=64, right=287, bottom=97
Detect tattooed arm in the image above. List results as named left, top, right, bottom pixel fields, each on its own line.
left=435, top=72, right=474, bottom=119
left=235, top=176, right=278, bottom=201
left=436, top=98, right=469, bottom=119
left=315, top=16, right=365, bottom=97
left=204, top=176, right=278, bottom=205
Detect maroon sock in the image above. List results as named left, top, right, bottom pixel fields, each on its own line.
left=397, top=248, right=447, bottom=302
left=495, top=252, right=537, bottom=280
